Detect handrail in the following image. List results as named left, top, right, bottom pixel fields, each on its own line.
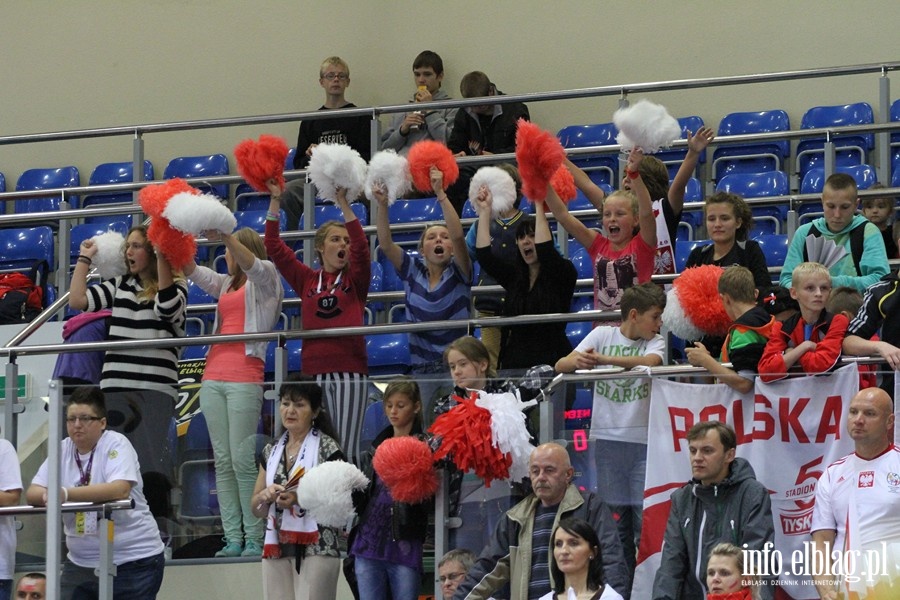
left=1, top=60, right=897, bottom=147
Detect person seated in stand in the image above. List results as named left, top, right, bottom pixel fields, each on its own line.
left=281, top=56, right=372, bottom=230
left=860, top=182, right=898, bottom=259
left=555, top=282, right=665, bottom=586
left=14, top=574, right=45, bottom=600
left=779, top=173, right=888, bottom=293
left=544, top=149, right=655, bottom=318
left=381, top=50, right=457, bottom=157
left=758, top=262, right=846, bottom=382
left=540, top=518, right=624, bottom=600
left=474, top=181, right=577, bottom=372
left=0, top=433, right=22, bottom=600
left=756, top=285, right=798, bottom=323
left=464, top=164, right=529, bottom=367
left=445, top=71, right=530, bottom=215
left=565, top=126, right=715, bottom=276
left=26, top=387, right=166, bottom=600
left=827, top=286, right=876, bottom=388
left=685, top=266, right=774, bottom=394
left=438, top=550, right=477, bottom=600
left=705, top=543, right=760, bottom=600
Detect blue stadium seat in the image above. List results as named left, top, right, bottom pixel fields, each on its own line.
left=893, top=153, right=900, bottom=187
left=716, top=171, right=790, bottom=234
left=82, top=161, right=154, bottom=223
left=712, top=110, right=791, bottom=179
left=389, top=198, right=440, bottom=223
left=566, top=319, right=592, bottom=349
left=69, top=221, right=129, bottom=266
left=298, top=202, right=368, bottom=228
left=0, top=226, right=55, bottom=281
left=800, top=164, right=877, bottom=195
left=570, top=295, right=593, bottom=313
left=654, top=116, right=707, bottom=178
left=558, top=122, right=620, bottom=185
left=366, top=333, right=410, bottom=377
left=360, top=401, right=391, bottom=450
left=163, top=153, right=230, bottom=199
left=181, top=345, right=209, bottom=360
left=677, top=210, right=704, bottom=241
left=796, top=102, right=874, bottom=177
left=278, top=275, right=301, bottom=330
left=367, top=261, right=384, bottom=316
left=682, top=177, right=703, bottom=203
left=185, top=280, right=215, bottom=337
left=234, top=209, right=286, bottom=233
left=675, top=239, right=707, bottom=273
left=0, top=173, right=5, bottom=193
left=177, top=412, right=219, bottom=521
left=570, top=248, right=594, bottom=279
left=754, top=234, right=789, bottom=268
left=234, top=182, right=270, bottom=211
left=891, top=99, right=900, bottom=146
left=15, top=166, right=80, bottom=214
left=461, top=200, right=478, bottom=219
left=285, top=147, right=297, bottom=170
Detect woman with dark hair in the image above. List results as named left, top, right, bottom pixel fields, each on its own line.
left=251, top=375, right=345, bottom=600
left=543, top=518, right=623, bottom=600
left=474, top=181, right=577, bottom=372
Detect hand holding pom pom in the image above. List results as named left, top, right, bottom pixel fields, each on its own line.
left=308, top=143, right=368, bottom=202
left=613, top=99, right=682, bottom=153
left=295, top=462, right=369, bottom=527
left=469, top=166, right=516, bottom=217
left=407, top=141, right=459, bottom=193
left=365, top=150, right=411, bottom=205
left=549, top=165, right=576, bottom=203
left=515, top=120, right=566, bottom=202
left=91, top=231, right=128, bottom=280
left=235, top=134, right=290, bottom=192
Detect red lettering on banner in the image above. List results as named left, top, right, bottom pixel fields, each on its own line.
left=753, top=394, right=775, bottom=440
left=700, top=404, right=728, bottom=424
left=668, top=407, right=694, bottom=452
left=815, top=396, right=842, bottom=443
left=779, top=396, right=810, bottom=442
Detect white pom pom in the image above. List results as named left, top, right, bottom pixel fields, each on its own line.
left=91, top=231, right=127, bottom=280
left=613, top=99, right=682, bottom=153
left=469, top=166, right=517, bottom=217
left=474, top=390, right=535, bottom=482
left=308, top=143, right=368, bottom=202
left=365, top=150, right=412, bottom=205
left=661, top=287, right=704, bottom=341
left=162, top=192, right=237, bottom=235
left=296, top=461, right=369, bottom=527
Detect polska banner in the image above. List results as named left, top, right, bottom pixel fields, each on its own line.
left=632, top=365, right=859, bottom=600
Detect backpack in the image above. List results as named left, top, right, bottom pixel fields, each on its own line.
left=0, top=261, right=47, bottom=324
left=802, top=221, right=866, bottom=276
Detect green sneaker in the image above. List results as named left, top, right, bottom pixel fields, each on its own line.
left=214, top=540, right=243, bottom=558
left=241, top=540, right=262, bottom=557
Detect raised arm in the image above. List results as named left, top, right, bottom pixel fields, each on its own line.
left=668, top=126, right=715, bottom=213
left=533, top=198, right=552, bottom=244
left=433, top=167, right=471, bottom=280
left=474, top=186, right=494, bottom=249
left=373, top=184, right=404, bottom=272
left=69, top=238, right=98, bottom=311
left=563, top=157, right=606, bottom=210
left=627, top=149, right=657, bottom=249
left=543, top=181, right=597, bottom=250
left=334, top=187, right=358, bottom=224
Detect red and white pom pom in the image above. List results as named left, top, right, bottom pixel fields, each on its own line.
left=469, top=166, right=516, bottom=217
left=473, top=390, right=534, bottom=482
left=365, top=150, right=412, bottom=205
left=147, top=219, right=196, bottom=271
left=308, top=143, right=368, bottom=201
left=516, top=120, right=566, bottom=202
left=138, top=179, right=198, bottom=218
left=235, top=134, right=290, bottom=192
left=407, top=140, right=459, bottom=192
left=662, top=265, right=731, bottom=339
left=92, top=231, right=127, bottom=280
left=162, top=192, right=237, bottom=236
left=372, top=437, right=438, bottom=504
left=613, top=99, right=682, bottom=153
left=550, top=166, right=576, bottom=203
left=295, top=461, right=369, bottom=527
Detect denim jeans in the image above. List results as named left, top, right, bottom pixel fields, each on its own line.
left=0, top=579, right=10, bottom=600
left=60, top=551, right=165, bottom=600
left=199, top=380, right=264, bottom=545
left=354, top=556, right=420, bottom=600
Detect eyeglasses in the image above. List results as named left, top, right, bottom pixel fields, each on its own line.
left=439, top=572, right=465, bottom=584
left=322, top=72, right=348, bottom=81
left=66, top=415, right=102, bottom=424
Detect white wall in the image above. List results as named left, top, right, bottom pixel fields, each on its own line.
left=1, top=0, right=896, bottom=190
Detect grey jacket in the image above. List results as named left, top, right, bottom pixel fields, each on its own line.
left=380, top=88, right=457, bottom=155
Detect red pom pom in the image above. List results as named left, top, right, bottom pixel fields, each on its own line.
left=515, top=120, right=566, bottom=202
left=147, top=218, right=197, bottom=271
left=138, top=179, right=197, bottom=218
left=407, top=141, right=459, bottom=192
left=550, top=165, right=576, bottom=203
left=235, top=135, right=290, bottom=192
left=429, top=394, right=512, bottom=487
left=372, top=437, right=437, bottom=504
left=676, top=265, right=731, bottom=336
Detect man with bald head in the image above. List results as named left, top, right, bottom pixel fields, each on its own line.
left=15, top=573, right=45, bottom=600
left=453, top=443, right=629, bottom=600
left=810, top=387, right=899, bottom=599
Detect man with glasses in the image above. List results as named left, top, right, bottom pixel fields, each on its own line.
left=438, top=549, right=477, bottom=600
left=282, top=56, right=372, bottom=230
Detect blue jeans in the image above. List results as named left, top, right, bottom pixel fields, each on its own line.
left=60, top=551, right=165, bottom=600
left=199, top=380, right=264, bottom=545
left=354, top=556, right=420, bottom=600
left=0, top=579, right=10, bottom=600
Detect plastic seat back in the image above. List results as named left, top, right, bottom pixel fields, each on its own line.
left=712, top=110, right=790, bottom=179
left=675, top=239, right=708, bottom=273
left=655, top=116, right=707, bottom=177
left=557, top=122, right=620, bottom=185
left=163, top=154, right=230, bottom=199
left=366, top=333, right=411, bottom=377
left=69, top=221, right=129, bottom=266
left=15, top=166, right=80, bottom=213
left=0, top=226, right=55, bottom=276
left=797, top=102, right=874, bottom=176
left=800, top=164, right=877, bottom=195
left=754, top=234, right=789, bottom=268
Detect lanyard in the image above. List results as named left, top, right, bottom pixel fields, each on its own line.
left=315, top=270, right=342, bottom=295
left=73, top=446, right=96, bottom=487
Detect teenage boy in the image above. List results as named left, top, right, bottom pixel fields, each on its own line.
left=685, top=266, right=774, bottom=394
left=555, top=282, right=666, bottom=586
left=282, top=56, right=372, bottom=229
left=381, top=50, right=457, bottom=156
left=758, top=262, right=847, bottom=381
left=779, top=173, right=888, bottom=293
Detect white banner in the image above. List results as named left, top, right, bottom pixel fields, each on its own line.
left=633, top=365, right=859, bottom=600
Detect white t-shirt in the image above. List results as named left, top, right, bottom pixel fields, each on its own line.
left=810, top=445, right=900, bottom=589
left=0, top=439, right=22, bottom=580
left=538, top=585, right=624, bottom=600
left=33, top=430, right=164, bottom=567
left=576, top=326, right=665, bottom=443
left=652, top=198, right=675, bottom=276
